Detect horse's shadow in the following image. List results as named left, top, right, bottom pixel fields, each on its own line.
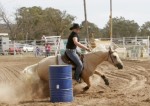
left=73, top=88, right=105, bottom=97
left=73, top=82, right=105, bottom=96
left=19, top=99, right=50, bottom=104
left=19, top=87, right=105, bottom=105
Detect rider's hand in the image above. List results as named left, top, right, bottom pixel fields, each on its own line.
left=86, top=48, right=91, bottom=52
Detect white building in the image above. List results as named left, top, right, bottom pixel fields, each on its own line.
left=0, top=33, right=9, bottom=54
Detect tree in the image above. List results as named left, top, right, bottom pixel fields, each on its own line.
left=16, top=7, right=45, bottom=40
left=0, top=3, right=15, bottom=39
left=140, top=21, right=150, bottom=36
left=43, top=8, right=75, bottom=37
left=80, top=21, right=102, bottom=39
left=101, top=17, right=139, bottom=38
left=16, top=7, right=75, bottom=40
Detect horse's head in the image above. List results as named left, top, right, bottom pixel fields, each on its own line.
left=107, top=47, right=123, bottom=69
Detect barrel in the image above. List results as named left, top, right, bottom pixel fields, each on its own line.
left=49, top=65, right=73, bottom=102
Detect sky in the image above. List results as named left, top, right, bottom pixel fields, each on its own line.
left=0, top=0, right=150, bottom=28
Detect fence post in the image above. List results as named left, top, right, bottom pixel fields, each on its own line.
left=135, top=36, right=137, bottom=45
left=148, top=36, right=149, bottom=56
left=13, top=40, right=16, bottom=56
left=123, top=37, right=125, bottom=48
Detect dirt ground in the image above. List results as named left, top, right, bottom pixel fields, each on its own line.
left=0, top=55, right=150, bottom=106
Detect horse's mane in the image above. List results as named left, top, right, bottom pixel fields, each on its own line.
left=85, top=49, right=108, bottom=56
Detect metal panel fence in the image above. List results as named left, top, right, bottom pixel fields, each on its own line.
left=0, top=39, right=65, bottom=57
left=98, top=36, right=150, bottom=60
left=0, top=36, right=149, bottom=60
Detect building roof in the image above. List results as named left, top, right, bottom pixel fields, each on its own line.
left=0, top=33, right=8, bottom=36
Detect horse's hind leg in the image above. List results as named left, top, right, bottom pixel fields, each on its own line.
left=94, top=70, right=109, bottom=86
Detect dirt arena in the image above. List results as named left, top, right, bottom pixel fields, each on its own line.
left=0, top=55, right=150, bottom=106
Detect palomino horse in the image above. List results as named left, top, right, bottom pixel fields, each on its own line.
left=23, top=47, right=123, bottom=92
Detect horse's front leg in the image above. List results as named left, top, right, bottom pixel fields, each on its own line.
left=82, top=71, right=91, bottom=91
left=94, top=70, right=109, bottom=86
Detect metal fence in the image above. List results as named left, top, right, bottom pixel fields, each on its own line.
left=0, top=39, right=65, bottom=57
left=98, top=36, right=150, bottom=59
left=0, top=36, right=149, bottom=60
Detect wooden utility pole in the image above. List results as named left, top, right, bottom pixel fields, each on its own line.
left=110, top=0, right=113, bottom=42
left=83, top=0, right=89, bottom=43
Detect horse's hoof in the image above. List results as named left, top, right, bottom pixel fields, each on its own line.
left=83, top=86, right=89, bottom=91
left=101, top=75, right=109, bottom=86
left=104, top=78, right=109, bottom=86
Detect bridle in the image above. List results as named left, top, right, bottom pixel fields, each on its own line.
left=84, top=50, right=116, bottom=64
left=108, top=51, right=115, bottom=65
left=83, top=50, right=116, bottom=71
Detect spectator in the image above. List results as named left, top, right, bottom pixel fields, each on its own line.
left=45, top=43, right=51, bottom=57
left=35, top=46, right=40, bottom=57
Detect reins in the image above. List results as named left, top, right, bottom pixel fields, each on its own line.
left=108, top=51, right=115, bottom=64
left=84, top=50, right=115, bottom=65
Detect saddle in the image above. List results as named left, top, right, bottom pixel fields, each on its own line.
left=61, top=51, right=84, bottom=67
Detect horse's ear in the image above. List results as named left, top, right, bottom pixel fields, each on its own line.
left=109, top=46, right=114, bottom=53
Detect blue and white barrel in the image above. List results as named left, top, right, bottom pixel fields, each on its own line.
left=49, top=65, right=73, bottom=102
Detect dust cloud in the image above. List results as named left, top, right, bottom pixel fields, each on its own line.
left=0, top=83, right=25, bottom=104
left=0, top=76, right=46, bottom=104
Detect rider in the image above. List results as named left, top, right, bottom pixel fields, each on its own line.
left=66, top=23, right=91, bottom=83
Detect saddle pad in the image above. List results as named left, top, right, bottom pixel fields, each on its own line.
left=57, top=54, right=67, bottom=65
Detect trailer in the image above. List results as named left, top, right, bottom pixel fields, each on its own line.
left=0, top=33, right=9, bottom=55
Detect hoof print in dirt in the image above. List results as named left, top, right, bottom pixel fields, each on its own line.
left=98, top=91, right=104, bottom=94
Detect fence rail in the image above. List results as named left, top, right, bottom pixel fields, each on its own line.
left=0, top=37, right=150, bottom=60
left=94, top=36, right=150, bottom=60
left=0, top=39, right=64, bottom=56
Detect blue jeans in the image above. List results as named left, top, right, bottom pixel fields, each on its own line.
left=66, top=49, right=83, bottom=81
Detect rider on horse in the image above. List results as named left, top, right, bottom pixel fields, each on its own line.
left=66, top=23, right=91, bottom=83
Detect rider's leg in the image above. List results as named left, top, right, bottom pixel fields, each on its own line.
left=66, top=49, right=83, bottom=82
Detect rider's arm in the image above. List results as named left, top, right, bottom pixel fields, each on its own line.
left=73, top=37, right=90, bottom=51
